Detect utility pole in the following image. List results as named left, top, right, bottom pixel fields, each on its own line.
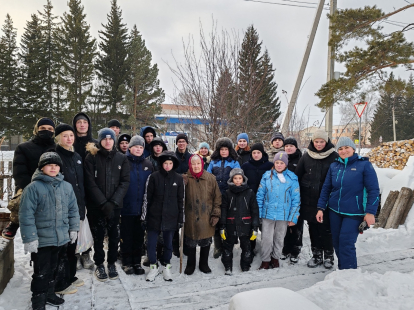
left=280, top=0, right=325, bottom=135
left=325, top=0, right=337, bottom=139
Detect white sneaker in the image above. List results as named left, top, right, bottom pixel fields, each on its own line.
left=146, top=264, right=159, bottom=282
left=55, top=284, right=77, bottom=294
left=72, top=278, right=85, bottom=287
left=162, top=264, right=173, bottom=282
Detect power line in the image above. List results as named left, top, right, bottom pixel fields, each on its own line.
left=243, top=0, right=329, bottom=10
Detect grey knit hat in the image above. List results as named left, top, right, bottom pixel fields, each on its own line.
left=129, top=135, right=145, bottom=149
left=312, top=129, right=329, bottom=142
left=228, top=168, right=248, bottom=184
left=271, top=132, right=285, bottom=143
left=336, top=137, right=356, bottom=151
left=273, top=151, right=288, bottom=166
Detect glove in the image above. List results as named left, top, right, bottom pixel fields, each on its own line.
left=178, top=223, right=183, bottom=229
left=101, top=201, right=115, bottom=219
left=220, top=228, right=226, bottom=240
left=141, top=220, right=147, bottom=231
left=24, top=240, right=38, bottom=254
left=210, top=216, right=219, bottom=227
left=250, top=229, right=258, bottom=241
left=70, top=231, right=78, bottom=244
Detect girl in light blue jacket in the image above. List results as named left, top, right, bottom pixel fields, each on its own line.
left=256, top=151, right=300, bottom=270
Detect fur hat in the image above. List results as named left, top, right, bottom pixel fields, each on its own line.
left=228, top=168, right=248, bottom=186
left=271, top=132, right=284, bottom=143
left=55, top=123, right=75, bottom=137
left=97, top=128, right=116, bottom=144
left=336, top=137, right=356, bottom=151
left=108, top=119, right=122, bottom=128
left=211, top=137, right=238, bottom=161
left=159, top=151, right=180, bottom=170
left=38, top=152, right=63, bottom=170
left=284, top=136, right=298, bottom=148
left=312, top=129, right=329, bottom=143
left=176, top=133, right=188, bottom=144
left=237, top=133, right=249, bottom=144
left=129, top=135, right=145, bottom=149
left=273, top=151, right=288, bottom=166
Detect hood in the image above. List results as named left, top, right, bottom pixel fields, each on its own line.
left=140, top=126, right=157, bottom=139
left=72, top=112, right=93, bottom=140
left=150, top=137, right=168, bottom=154
left=32, top=168, right=64, bottom=184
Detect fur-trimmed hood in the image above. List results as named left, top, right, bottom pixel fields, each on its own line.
left=86, top=142, right=99, bottom=156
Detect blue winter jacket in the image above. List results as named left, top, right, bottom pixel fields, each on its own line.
left=122, top=150, right=154, bottom=216
left=207, top=158, right=240, bottom=194
left=19, top=169, right=80, bottom=248
left=256, top=169, right=301, bottom=224
left=317, top=153, right=380, bottom=216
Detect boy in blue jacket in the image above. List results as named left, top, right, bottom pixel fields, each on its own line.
left=19, top=152, right=80, bottom=310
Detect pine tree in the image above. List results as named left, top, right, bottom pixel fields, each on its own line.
left=122, top=25, right=164, bottom=132
left=96, top=0, right=129, bottom=115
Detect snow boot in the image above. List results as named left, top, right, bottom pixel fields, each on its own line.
left=31, top=293, right=47, bottom=310
left=76, top=254, right=83, bottom=270
left=81, top=252, right=94, bottom=270
left=162, top=264, right=173, bottom=281
left=146, top=264, right=159, bottom=282
left=133, top=264, right=145, bottom=275
left=258, top=261, right=270, bottom=270
left=46, top=281, right=65, bottom=306
left=184, top=247, right=196, bottom=275
left=225, top=267, right=232, bottom=275
left=323, top=250, right=334, bottom=269
left=270, top=257, right=280, bottom=268
left=290, top=254, right=299, bottom=264
left=72, top=278, right=84, bottom=287
left=280, top=252, right=290, bottom=260
left=1, top=222, right=19, bottom=240
left=108, top=264, right=119, bottom=280
left=199, top=245, right=212, bottom=273
left=307, top=248, right=323, bottom=268
left=213, top=233, right=222, bottom=259
left=94, top=264, right=108, bottom=282
left=55, top=284, right=77, bottom=294
left=122, top=265, right=134, bottom=275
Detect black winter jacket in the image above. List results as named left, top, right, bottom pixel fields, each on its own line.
left=175, top=148, right=192, bottom=174
left=84, top=144, right=130, bottom=211
left=13, top=136, right=55, bottom=191
left=241, top=152, right=273, bottom=194
left=141, top=168, right=185, bottom=232
left=288, top=149, right=302, bottom=173
left=72, top=112, right=98, bottom=161
left=236, top=148, right=251, bottom=166
left=146, top=155, right=161, bottom=172
left=295, top=141, right=338, bottom=222
left=55, top=145, right=86, bottom=220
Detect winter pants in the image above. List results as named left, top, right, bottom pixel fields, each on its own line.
left=260, top=219, right=288, bottom=262
left=88, top=209, right=121, bottom=266
left=55, top=242, right=78, bottom=292
left=282, top=216, right=304, bottom=257
left=329, top=209, right=362, bottom=270
left=308, top=210, right=333, bottom=252
left=147, top=230, right=174, bottom=265
left=120, top=216, right=145, bottom=266
left=222, top=235, right=251, bottom=269
left=30, top=245, right=64, bottom=295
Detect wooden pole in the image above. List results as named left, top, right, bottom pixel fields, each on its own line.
left=375, top=190, right=399, bottom=228
left=179, top=224, right=185, bottom=273
left=385, top=187, right=413, bottom=229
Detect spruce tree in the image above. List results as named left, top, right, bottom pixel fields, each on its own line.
left=96, top=0, right=129, bottom=115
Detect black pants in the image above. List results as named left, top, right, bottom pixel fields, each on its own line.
left=89, top=209, right=121, bottom=266
left=308, top=211, right=333, bottom=252
left=55, top=242, right=78, bottom=292
left=31, top=245, right=64, bottom=295
left=282, top=216, right=304, bottom=256
left=221, top=235, right=251, bottom=269
left=120, top=216, right=145, bottom=266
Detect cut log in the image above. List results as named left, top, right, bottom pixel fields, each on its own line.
left=399, top=192, right=414, bottom=225
left=385, top=187, right=414, bottom=229
left=375, top=190, right=399, bottom=228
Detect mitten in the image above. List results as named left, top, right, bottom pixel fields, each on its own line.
left=210, top=216, right=219, bottom=227
left=250, top=229, right=258, bottom=241
left=220, top=228, right=227, bottom=240
left=24, top=240, right=38, bottom=254
left=70, top=231, right=78, bottom=244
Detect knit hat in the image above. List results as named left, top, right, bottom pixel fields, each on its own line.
left=118, top=133, right=131, bottom=144
left=37, top=117, right=55, bottom=128
left=336, top=137, right=356, bottom=151
left=74, top=114, right=88, bottom=124
left=97, top=128, right=116, bottom=144
left=198, top=142, right=210, bottom=150
left=271, top=132, right=284, bottom=143
left=129, top=135, right=145, bottom=149
left=284, top=136, right=298, bottom=148
left=176, top=133, right=188, bottom=144
left=312, top=129, right=329, bottom=143
left=237, top=133, right=249, bottom=144
left=273, top=151, right=288, bottom=166
left=159, top=151, right=180, bottom=170
left=38, top=152, right=63, bottom=170
left=108, top=119, right=122, bottom=128
left=55, top=123, right=75, bottom=137
left=250, top=142, right=265, bottom=154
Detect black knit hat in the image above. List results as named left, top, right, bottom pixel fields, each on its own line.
left=271, top=132, right=284, bottom=143
left=158, top=151, right=180, bottom=170
left=108, top=119, right=122, bottom=128
left=284, top=136, right=298, bottom=148
left=250, top=142, right=265, bottom=154
left=38, top=152, right=63, bottom=170
left=55, top=123, right=75, bottom=137
left=37, top=117, right=55, bottom=128
left=176, top=133, right=188, bottom=144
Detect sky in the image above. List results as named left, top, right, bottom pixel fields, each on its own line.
left=1, top=0, right=413, bottom=129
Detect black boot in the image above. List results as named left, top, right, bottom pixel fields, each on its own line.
left=184, top=247, right=196, bottom=275
left=323, top=250, right=334, bottom=269
left=307, top=247, right=323, bottom=268
left=213, top=233, right=222, bottom=259
left=46, top=281, right=64, bottom=306
left=133, top=264, right=145, bottom=275
left=199, top=245, right=212, bottom=273
left=31, top=293, right=47, bottom=310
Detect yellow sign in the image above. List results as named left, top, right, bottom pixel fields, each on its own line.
left=355, top=140, right=359, bottom=144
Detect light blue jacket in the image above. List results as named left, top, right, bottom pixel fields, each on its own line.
left=19, top=169, right=80, bottom=248
left=256, top=169, right=301, bottom=224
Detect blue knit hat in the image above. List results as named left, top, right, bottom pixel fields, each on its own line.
left=199, top=142, right=210, bottom=150
left=237, top=133, right=249, bottom=144
left=336, top=137, right=356, bottom=151
left=97, top=128, right=116, bottom=144
left=274, top=151, right=288, bottom=166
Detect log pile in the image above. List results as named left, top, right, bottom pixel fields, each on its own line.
left=367, top=139, right=414, bottom=170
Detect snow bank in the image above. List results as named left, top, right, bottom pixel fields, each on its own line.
left=299, top=269, right=414, bottom=310
left=229, top=287, right=322, bottom=310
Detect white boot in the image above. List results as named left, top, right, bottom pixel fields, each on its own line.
left=81, top=252, right=94, bottom=270
left=146, top=264, right=159, bottom=282
left=76, top=254, right=83, bottom=270
left=162, top=264, right=173, bottom=282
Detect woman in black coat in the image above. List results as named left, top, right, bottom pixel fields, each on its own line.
left=235, top=133, right=251, bottom=166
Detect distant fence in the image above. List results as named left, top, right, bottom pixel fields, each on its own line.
left=0, top=152, right=14, bottom=201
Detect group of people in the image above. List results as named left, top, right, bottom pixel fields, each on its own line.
left=1, top=113, right=380, bottom=310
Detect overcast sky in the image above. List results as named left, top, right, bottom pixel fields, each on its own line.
left=2, top=0, right=413, bottom=128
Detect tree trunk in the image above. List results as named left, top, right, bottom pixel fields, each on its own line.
left=385, top=187, right=413, bottom=229
left=375, top=190, right=399, bottom=228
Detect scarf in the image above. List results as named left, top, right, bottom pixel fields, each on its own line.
left=188, top=154, right=204, bottom=180
left=307, top=139, right=336, bottom=160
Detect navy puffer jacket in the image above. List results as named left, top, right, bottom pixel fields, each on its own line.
left=207, top=158, right=240, bottom=194
left=241, top=152, right=273, bottom=193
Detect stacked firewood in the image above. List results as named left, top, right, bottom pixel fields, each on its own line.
left=367, top=139, right=414, bottom=170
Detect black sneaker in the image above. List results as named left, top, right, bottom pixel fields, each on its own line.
left=94, top=264, right=108, bottom=282
left=47, top=294, right=65, bottom=306
left=108, top=264, right=119, bottom=280
left=142, top=257, right=150, bottom=267
left=122, top=265, right=134, bottom=275
left=133, top=264, right=145, bottom=275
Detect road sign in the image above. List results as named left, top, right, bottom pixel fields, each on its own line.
left=355, top=139, right=359, bottom=144
left=354, top=102, right=368, bottom=118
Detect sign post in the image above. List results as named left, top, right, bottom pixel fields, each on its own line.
left=353, top=102, right=368, bottom=154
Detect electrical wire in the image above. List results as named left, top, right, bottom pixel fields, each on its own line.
left=243, top=0, right=329, bottom=10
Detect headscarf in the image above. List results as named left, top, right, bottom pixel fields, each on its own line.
left=188, top=154, right=204, bottom=180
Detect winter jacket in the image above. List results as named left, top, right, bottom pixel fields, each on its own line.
left=141, top=168, right=185, bottom=231
left=72, top=112, right=98, bottom=162
left=147, top=155, right=161, bottom=172
left=207, top=158, right=241, bottom=194
left=140, top=126, right=157, bottom=158
left=236, top=147, right=251, bottom=166
left=184, top=170, right=222, bottom=240
left=55, top=145, right=86, bottom=220
left=175, top=148, right=192, bottom=174
left=317, top=154, right=380, bottom=216
left=13, top=136, right=55, bottom=191
left=267, top=145, right=285, bottom=163
left=84, top=143, right=130, bottom=211
left=19, top=169, right=80, bottom=247
left=288, top=149, right=302, bottom=173
left=220, top=178, right=260, bottom=237
left=256, top=169, right=301, bottom=224
left=241, top=152, right=273, bottom=194
left=122, top=151, right=153, bottom=216
left=295, top=141, right=338, bottom=222
left=195, top=150, right=213, bottom=170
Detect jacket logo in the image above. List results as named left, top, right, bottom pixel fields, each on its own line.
left=173, top=182, right=177, bottom=186
left=77, top=160, right=82, bottom=164
left=351, top=168, right=356, bottom=171
left=118, top=165, right=121, bottom=169
left=144, top=167, right=148, bottom=171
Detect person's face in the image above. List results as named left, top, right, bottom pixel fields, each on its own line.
left=252, top=150, right=263, bottom=161
left=272, top=139, right=283, bottom=148
left=109, top=126, right=120, bottom=136
left=274, top=160, right=286, bottom=173
left=177, top=139, right=187, bottom=151
left=153, top=144, right=163, bottom=156
left=59, top=130, right=74, bottom=149
left=101, top=138, right=114, bottom=151
left=199, top=147, right=209, bottom=156
left=41, top=164, right=60, bottom=177
left=338, top=146, right=354, bottom=159
left=284, top=144, right=297, bottom=155
left=191, top=158, right=203, bottom=173
left=145, top=132, right=154, bottom=144
left=130, top=145, right=144, bottom=156
left=75, top=119, right=88, bottom=135
left=220, top=147, right=229, bottom=158
left=163, top=160, right=174, bottom=171
left=233, top=174, right=243, bottom=186
left=38, top=125, right=54, bottom=132
left=119, top=141, right=129, bottom=153
left=313, top=138, right=327, bottom=151
left=238, top=139, right=248, bottom=149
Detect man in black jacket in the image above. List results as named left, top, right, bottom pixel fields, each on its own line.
left=3, top=117, right=55, bottom=240
left=84, top=128, right=130, bottom=282
left=72, top=112, right=98, bottom=161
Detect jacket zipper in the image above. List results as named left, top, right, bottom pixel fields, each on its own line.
left=336, top=169, right=341, bottom=182
left=356, top=196, right=360, bottom=210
